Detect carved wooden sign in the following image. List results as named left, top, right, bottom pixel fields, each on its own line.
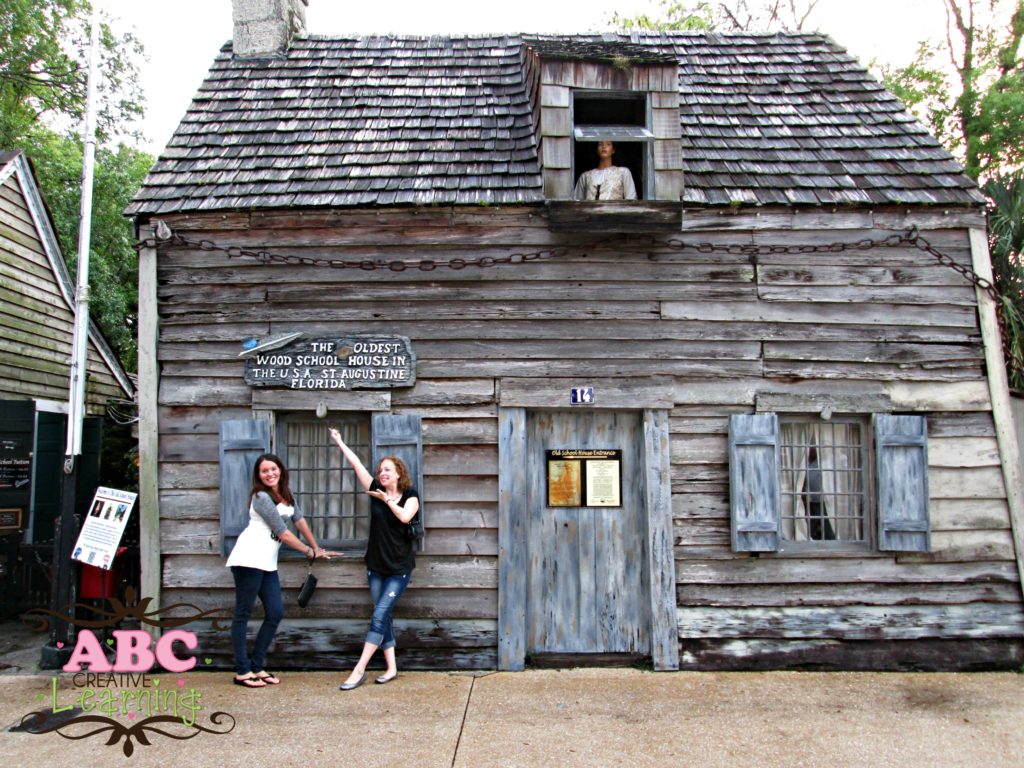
left=244, top=335, right=416, bottom=390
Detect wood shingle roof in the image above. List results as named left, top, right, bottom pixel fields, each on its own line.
left=126, top=31, right=984, bottom=216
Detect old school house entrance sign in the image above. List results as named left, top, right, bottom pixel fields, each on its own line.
left=243, top=335, right=415, bottom=390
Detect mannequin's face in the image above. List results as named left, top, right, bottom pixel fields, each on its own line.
left=596, top=141, right=615, bottom=159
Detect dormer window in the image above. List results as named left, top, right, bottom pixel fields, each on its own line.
left=572, top=91, right=653, bottom=200
left=527, top=38, right=682, bottom=209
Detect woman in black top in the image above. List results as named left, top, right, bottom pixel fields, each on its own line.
left=329, top=427, right=419, bottom=690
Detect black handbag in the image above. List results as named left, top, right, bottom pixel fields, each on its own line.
left=406, top=511, right=424, bottom=543
left=297, top=561, right=317, bottom=607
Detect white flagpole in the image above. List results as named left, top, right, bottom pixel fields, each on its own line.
left=44, top=3, right=101, bottom=668
left=64, top=4, right=100, bottom=468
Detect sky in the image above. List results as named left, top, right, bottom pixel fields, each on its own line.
left=94, top=0, right=950, bottom=155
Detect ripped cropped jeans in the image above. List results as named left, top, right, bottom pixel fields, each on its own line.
left=365, top=569, right=410, bottom=649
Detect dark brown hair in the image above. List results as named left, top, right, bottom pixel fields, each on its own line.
left=250, top=453, right=294, bottom=505
left=378, top=455, right=412, bottom=492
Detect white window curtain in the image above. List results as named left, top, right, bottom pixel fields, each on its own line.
left=781, top=422, right=863, bottom=542
left=282, top=419, right=370, bottom=543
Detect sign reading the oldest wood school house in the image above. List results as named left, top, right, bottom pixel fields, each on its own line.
left=243, top=334, right=416, bottom=389
left=127, top=0, right=1024, bottom=671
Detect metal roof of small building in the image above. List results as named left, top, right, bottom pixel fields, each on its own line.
left=126, top=31, right=985, bottom=217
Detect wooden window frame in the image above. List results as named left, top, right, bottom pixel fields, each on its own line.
left=728, top=412, right=930, bottom=556
left=276, top=412, right=372, bottom=552
left=776, top=415, right=875, bottom=555
left=571, top=89, right=653, bottom=200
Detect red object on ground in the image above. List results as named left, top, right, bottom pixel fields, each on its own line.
left=79, top=546, right=128, bottom=598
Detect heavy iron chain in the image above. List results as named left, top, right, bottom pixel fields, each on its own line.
left=134, top=232, right=569, bottom=271
left=135, top=225, right=1019, bottom=376
left=135, top=226, right=987, bottom=288
left=900, top=227, right=1021, bottom=377
left=657, top=226, right=1017, bottom=376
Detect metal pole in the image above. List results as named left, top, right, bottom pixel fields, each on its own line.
left=66, top=6, right=100, bottom=459
left=42, top=5, right=100, bottom=669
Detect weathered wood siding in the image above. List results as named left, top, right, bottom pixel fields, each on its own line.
left=0, top=168, right=126, bottom=411
left=151, top=204, right=1023, bottom=670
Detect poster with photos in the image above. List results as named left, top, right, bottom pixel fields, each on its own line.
left=72, top=487, right=138, bottom=570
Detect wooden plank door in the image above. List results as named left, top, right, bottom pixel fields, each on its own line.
left=525, top=410, right=649, bottom=656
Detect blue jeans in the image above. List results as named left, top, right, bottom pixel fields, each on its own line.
left=230, top=566, right=284, bottom=675
left=366, top=569, right=410, bottom=649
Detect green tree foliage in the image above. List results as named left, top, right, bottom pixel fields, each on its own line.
left=611, top=1, right=715, bottom=30
left=0, top=0, right=145, bottom=147
left=27, top=128, right=150, bottom=370
left=884, top=1, right=1024, bottom=387
left=882, top=0, right=1024, bottom=182
left=1, top=0, right=150, bottom=372
left=984, top=173, right=1024, bottom=389
left=611, top=0, right=819, bottom=31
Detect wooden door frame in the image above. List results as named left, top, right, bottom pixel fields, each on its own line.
left=497, top=402, right=678, bottom=670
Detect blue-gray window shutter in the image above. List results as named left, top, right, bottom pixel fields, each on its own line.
left=372, top=413, right=424, bottom=550
left=219, top=419, right=271, bottom=557
left=728, top=413, right=781, bottom=552
left=874, top=414, right=930, bottom=552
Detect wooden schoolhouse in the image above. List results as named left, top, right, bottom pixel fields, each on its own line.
left=126, top=0, right=1024, bottom=671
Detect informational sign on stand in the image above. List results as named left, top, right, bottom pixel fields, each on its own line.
left=72, top=487, right=137, bottom=570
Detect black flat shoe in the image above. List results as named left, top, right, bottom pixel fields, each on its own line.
left=375, top=673, right=397, bottom=685
left=339, top=673, right=367, bottom=691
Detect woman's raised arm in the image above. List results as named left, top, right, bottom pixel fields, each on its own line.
left=328, top=427, right=374, bottom=490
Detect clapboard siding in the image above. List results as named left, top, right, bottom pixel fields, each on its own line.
left=166, top=587, right=497, bottom=619
left=189, top=619, right=498, bottom=671
left=679, top=582, right=1022, bottom=607
left=0, top=157, right=132, bottom=410
left=677, top=604, right=1024, bottom=640
left=150, top=204, right=1021, bottom=671
left=164, top=553, right=498, bottom=590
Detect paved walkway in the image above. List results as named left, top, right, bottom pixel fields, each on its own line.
left=2, top=626, right=1023, bottom=767
left=3, top=669, right=1023, bottom=766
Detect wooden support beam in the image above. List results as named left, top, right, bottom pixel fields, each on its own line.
left=643, top=409, right=679, bottom=670
left=497, top=407, right=527, bottom=670
left=137, top=226, right=161, bottom=637
left=968, top=227, right=1024, bottom=605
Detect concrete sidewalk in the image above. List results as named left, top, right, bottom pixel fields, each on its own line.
left=2, top=665, right=1023, bottom=768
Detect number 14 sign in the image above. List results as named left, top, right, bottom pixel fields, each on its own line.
left=569, top=386, right=594, bottom=405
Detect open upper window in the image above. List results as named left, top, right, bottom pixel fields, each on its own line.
left=525, top=38, right=683, bottom=228
left=572, top=91, right=653, bottom=200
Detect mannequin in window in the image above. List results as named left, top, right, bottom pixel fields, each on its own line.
left=573, top=141, right=637, bottom=201
left=802, top=446, right=836, bottom=541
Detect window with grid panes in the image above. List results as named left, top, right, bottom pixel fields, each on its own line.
left=276, top=414, right=371, bottom=548
left=779, top=417, right=870, bottom=548
left=728, top=412, right=930, bottom=554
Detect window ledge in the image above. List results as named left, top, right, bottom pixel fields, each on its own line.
left=769, top=545, right=882, bottom=558
left=280, top=545, right=365, bottom=560
left=547, top=200, right=683, bottom=233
